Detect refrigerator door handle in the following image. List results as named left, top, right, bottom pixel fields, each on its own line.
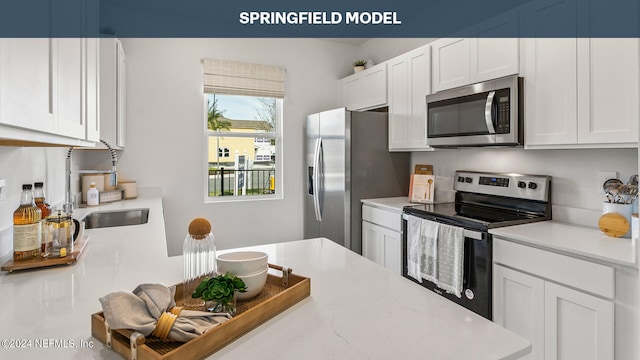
left=313, top=137, right=323, bottom=221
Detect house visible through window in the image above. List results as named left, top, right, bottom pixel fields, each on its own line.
left=203, top=59, right=284, bottom=200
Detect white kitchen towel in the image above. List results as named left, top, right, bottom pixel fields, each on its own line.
left=419, top=219, right=439, bottom=284
left=436, top=224, right=464, bottom=298
left=406, top=215, right=423, bottom=282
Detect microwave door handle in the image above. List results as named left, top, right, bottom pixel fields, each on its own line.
left=484, top=91, right=497, bottom=134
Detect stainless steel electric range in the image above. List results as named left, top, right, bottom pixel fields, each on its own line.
left=402, top=170, right=552, bottom=319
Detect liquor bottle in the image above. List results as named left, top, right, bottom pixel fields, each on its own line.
left=33, top=182, right=51, bottom=252
left=13, top=184, right=42, bottom=261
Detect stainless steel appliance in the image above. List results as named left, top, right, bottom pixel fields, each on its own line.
left=426, top=75, right=523, bottom=147
left=304, top=108, right=410, bottom=253
left=402, top=171, right=551, bottom=319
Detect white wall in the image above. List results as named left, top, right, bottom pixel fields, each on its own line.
left=115, top=38, right=357, bottom=256
left=0, top=147, right=67, bottom=258
left=413, top=148, right=638, bottom=225
left=356, top=38, right=435, bottom=66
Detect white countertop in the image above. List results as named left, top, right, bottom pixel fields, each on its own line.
left=490, top=221, right=636, bottom=268
left=0, top=196, right=530, bottom=360
left=361, top=196, right=415, bottom=213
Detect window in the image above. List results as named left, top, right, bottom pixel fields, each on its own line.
left=218, top=147, right=230, bottom=158
left=203, top=59, right=284, bottom=200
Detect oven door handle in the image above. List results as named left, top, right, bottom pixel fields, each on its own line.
left=401, top=214, right=484, bottom=241
left=463, top=229, right=483, bottom=240
left=484, top=91, right=497, bottom=134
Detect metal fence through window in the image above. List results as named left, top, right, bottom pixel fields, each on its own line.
left=208, top=168, right=275, bottom=196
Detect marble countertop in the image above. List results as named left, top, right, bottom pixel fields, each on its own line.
left=0, top=196, right=530, bottom=360
left=490, top=221, right=636, bottom=268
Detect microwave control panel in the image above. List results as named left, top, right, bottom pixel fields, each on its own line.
left=495, top=88, right=510, bottom=134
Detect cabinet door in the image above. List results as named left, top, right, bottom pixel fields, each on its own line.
left=493, top=264, right=545, bottom=360
left=432, top=38, right=469, bottom=92
left=387, top=55, right=409, bottom=150
left=85, top=37, right=100, bottom=142
left=360, top=63, right=387, bottom=110
left=521, top=0, right=578, bottom=146
left=469, top=11, right=519, bottom=83
left=577, top=38, right=639, bottom=144
left=388, top=46, right=431, bottom=151
left=545, top=281, right=614, bottom=360
left=56, top=38, right=86, bottom=139
left=362, top=220, right=402, bottom=275
left=341, top=74, right=360, bottom=111
left=116, top=40, right=126, bottom=148
left=362, top=221, right=384, bottom=266
left=0, top=39, right=56, bottom=134
left=407, top=46, right=431, bottom=149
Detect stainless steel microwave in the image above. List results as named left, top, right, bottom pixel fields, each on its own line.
left=426, top=75, right=523, bottom=147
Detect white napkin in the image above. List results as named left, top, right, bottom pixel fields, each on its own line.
left=436, top=224, right=464, bottom=298
left=419, top=219, right=439, bottom=284
left=406, top=215, right=423, bottom=282
left=99, top=283, right=230, bottom=342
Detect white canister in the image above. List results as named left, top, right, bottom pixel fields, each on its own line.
left=603, top=202, right=633, bottom=238
left=118, top=181, right=137, bottom=199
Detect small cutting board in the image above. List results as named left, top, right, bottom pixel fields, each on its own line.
left=598, top=213, right=630, bottom=237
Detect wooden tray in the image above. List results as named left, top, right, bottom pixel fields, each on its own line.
left=1, top=235, right=89, bottom=272
left=91, top=264, right=311, bottom=360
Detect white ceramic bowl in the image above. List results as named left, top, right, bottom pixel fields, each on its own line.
left=217, top=251, right=268, bottom=276
left=236, top=267, right=268, bottom=300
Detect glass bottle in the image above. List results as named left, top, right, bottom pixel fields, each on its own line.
left=13, top=184, right=42, bottom=261
left=183, top=218, right=217, bottom=309
left=33, top=182, right=51, bottom=252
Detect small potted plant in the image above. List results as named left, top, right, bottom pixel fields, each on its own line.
left=192, top=273, right=247, bottom=315
left=353, top=59, right=367, bottom=73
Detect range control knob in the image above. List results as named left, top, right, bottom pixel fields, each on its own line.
left=465, top=177, right=473, bottom=183
left=457, top=176, right=465, bottom=182
left=528, top=182, right=538, bottom=190
left=517, top=181, right=527, bottom=189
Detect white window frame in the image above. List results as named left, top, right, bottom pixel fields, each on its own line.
left=203, top=97, right=283, bottom=203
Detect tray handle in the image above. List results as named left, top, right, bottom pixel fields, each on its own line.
left=130, top=332, right=145, bottom=360
left=267, top=263, right=292, bottom=288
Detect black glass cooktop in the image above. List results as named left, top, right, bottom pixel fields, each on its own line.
left=404, top=192, right=550, bottom=231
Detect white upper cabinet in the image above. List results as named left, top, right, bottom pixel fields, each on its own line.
left=56, top=38, right=86, bottom=140
left=100, top=38, right=127, bottom=149
left=432, top=11, right=520, bottom=92
left=341, top=62, right=387, bottom=111
left=0, top=0, right=100, bottom=146
left=431, top=38, right=470, bottom=92
left=522, top=0, right=639, bottom=148
left=0, top=39, right=56, bottom=135
left=388, top=45, right=432, bottom=151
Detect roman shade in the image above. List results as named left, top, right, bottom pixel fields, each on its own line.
left=203, top=59, right=285, bottom=98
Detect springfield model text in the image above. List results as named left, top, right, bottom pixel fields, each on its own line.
left=239, top=11, right=402, bottom=25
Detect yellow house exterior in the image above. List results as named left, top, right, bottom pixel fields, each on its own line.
left=208, top=118, right=271, bottom=166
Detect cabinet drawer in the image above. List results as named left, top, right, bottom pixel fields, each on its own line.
left=362, top=205, right=402, bottom=232
left=494, top=238, right=614, bottom=299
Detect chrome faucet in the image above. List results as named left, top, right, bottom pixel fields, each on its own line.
left=63, top=139, right=118, bottom=214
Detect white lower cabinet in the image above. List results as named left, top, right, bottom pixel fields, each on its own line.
left=494, top=264, right=614, bottom=360
left=493, top=239, right=615, bottom=360
left=361, top=204, right=402, bottom=275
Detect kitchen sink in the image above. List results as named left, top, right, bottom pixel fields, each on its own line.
left=82, top=208, right=150, bottom=229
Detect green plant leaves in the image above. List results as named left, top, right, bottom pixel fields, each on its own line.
left=191, top=273, right=247, bottom=303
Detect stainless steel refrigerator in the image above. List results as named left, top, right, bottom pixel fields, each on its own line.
left=304, top=108, right=410, bottom=254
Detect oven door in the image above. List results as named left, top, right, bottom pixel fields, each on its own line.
left=402, top=214, right=492, bottom=319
